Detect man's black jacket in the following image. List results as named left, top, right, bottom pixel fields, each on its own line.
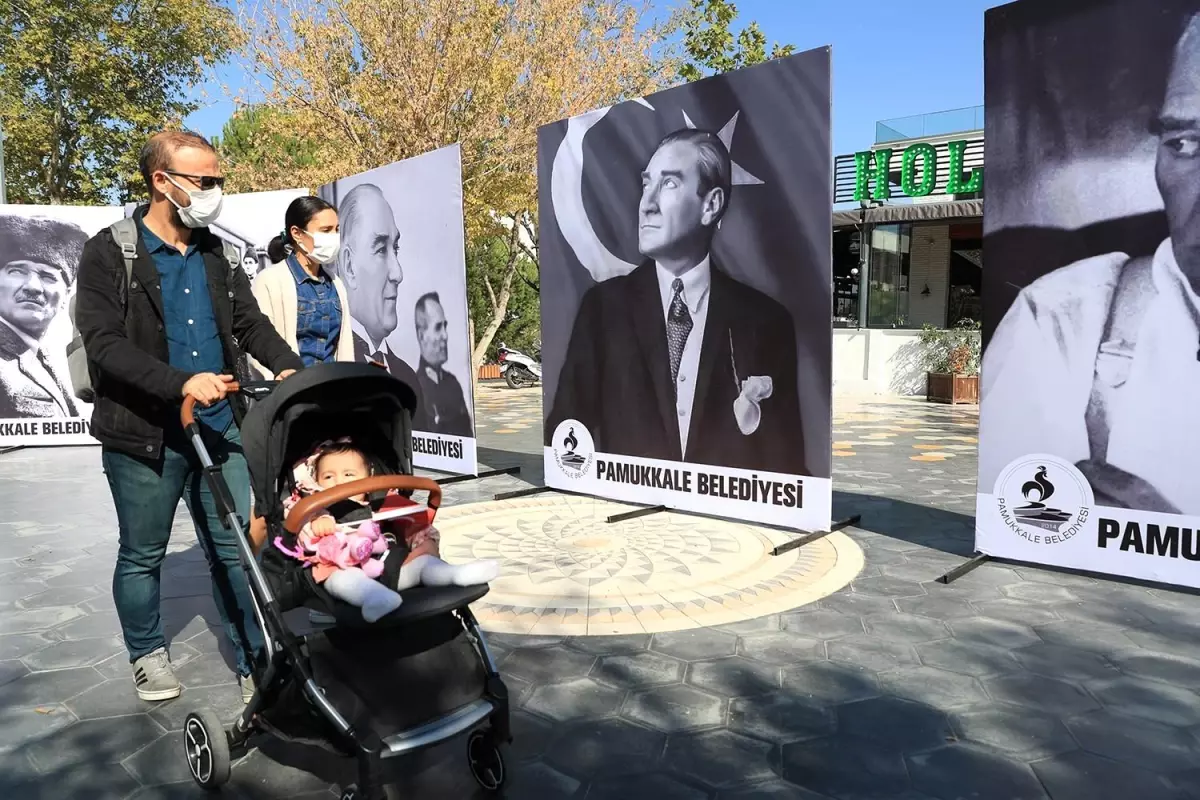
left=75, top=211, right=303, bottom=459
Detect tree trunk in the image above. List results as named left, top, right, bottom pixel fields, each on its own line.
left=470, top=226, right=520, bottom=371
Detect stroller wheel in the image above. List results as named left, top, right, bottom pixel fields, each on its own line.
left=467, top=729, right=506, bottom=793
left=183, top=709, right=232, bottom=790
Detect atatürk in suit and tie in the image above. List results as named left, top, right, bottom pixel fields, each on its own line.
left=337, top=183, right=422, bottom=411
left=546, top=128, right=807, bottom=476
left=0, top=215, right=85, bottom=419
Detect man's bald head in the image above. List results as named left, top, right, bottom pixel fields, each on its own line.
left=337, top=183, right=404, bottom=343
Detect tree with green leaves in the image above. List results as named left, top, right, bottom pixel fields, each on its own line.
left=677, top=0, right=796, bottom=82
left=0, top=0, right=237, bottom=204
left=215, top=105, right=320, bottom=193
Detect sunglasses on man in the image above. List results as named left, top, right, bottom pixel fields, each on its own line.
left=163, top=170, right=226, bottom=191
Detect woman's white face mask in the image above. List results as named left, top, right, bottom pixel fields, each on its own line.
left=300, top=230, right=340, bottom=265
left=164, top=174, right=224, bottom=229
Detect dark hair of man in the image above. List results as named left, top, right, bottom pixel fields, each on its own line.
left=137, top=130, right=218, bottom=192
left=267, top=196, right=338, bottom=263
left=655, top=128, right=732, bottom=221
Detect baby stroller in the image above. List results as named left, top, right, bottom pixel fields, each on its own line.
left=177, top=362, right=510, bottom=799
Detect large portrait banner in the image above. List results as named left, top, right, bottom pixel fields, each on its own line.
left=977, top=0, right=1200, bottom=588
left=538, top=48, right=834, bottom=531
left=318, top=144, right=477, bottom=475
left=0, top=204, right=125, bottom=447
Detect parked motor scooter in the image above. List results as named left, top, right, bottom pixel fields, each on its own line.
left=497, top=343, right=542, bottom=388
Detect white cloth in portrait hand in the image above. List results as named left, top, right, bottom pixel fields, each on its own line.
left=733, top=375, right=773, bottom=435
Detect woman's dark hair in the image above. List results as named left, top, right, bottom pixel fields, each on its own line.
left=266, top=195, right=337, bottom=263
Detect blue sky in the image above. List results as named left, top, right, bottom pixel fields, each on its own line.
left=185, top=0, right=1001, bottom=157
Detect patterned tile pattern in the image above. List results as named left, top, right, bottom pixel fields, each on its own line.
left=437, top=496, right=862, bottom=635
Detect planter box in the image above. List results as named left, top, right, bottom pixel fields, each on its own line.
left=478, top=364, right=502, bottom=380
left=927, top=372, right=979, bottom=405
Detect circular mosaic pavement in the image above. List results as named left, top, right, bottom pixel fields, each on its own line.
left=435, top=495, right=864, bottom=635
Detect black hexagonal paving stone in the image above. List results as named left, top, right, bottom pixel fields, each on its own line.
left=1033, top=621, right=1138, bottom=655
left=1088, top=677, right=1200, bottom=727
left=25, top=714, right=166, bottom=771
left=148, top=683, right=246, bottom=732
left=121, top=731, right=200, bottom=786
left=970, top=599, right=1062, bottom=627
left=19, top=636, right=125, bottom=671
left=585, top=772, right=710, bottom=800
left=914, top=639, right=1021, bottom=678
left=719, top=615, right=782, bottom=635
left=593, top=651, right=685, bottom=689
left=895, top=593, right=984, bottom=621
left=1066, top=709, right=1200, bottom=774
left=1031, top=750, right=1187, bottom=800
left=848, top=577, right=929, bottom=599
left=951, top=706, right=1078, bottom=760
left=781, top=661, right=881, bottom=705
left=1011, top=643, right=1121, bottom=682
left=862, top=613, right=951, bottom=644
left=827, top=635, right=920, bottom=672
left=0, top=659, right=29, bottom=689
left=622, top=683, right=727, bottom=733
left=818, top=592, right=900, bottom=617
left=949, top=617, right=1042, bottom=650
left=501, top=646, right=597, bottom=685
left=3, top=605, right=88, bottom=635
left=877, top=666, right=989, bottom=710
left=1107, top=650, right=1200, bottom=686
left=780, top=608, right=866, bottom=639
left=526, top=677, right=625, bottom=723
left=650, top=628, right=738, bottom=661
left=507, top=709, right=557, bottom=763
left=0, top=703, right=76, bottom=750
left=837, top=696, right=956, bottom=753
left=0, top=632, right=58, bottom=660
left=543, top=717, right=666, bottom=780
left=983, top=673, right=1100, bottom=717
left=503, top=761, right=582, bottom=799
left=662, top=729, right=775, bottom=789
left=780, top=735, right=910, bottom=797
left=0, top=665, right=107, bottom=707
left=566, top=634, right=651, bottom=656
left=907, top=743, right=1049, bottom=800
left=729, top=692, right=834, bottom=744
left=999, top=582, right=1079, bottom=604
left=716, top=779, right=835, bottom=799
left=686, top=656, right=780, bottom=698
left=737, top=632, right=825, bottom=666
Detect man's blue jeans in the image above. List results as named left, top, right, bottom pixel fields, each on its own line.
left=102, top=423, right=263, bottom=676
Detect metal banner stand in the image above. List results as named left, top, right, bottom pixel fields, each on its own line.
left=433, top=466, right=521, bottom=486
left=0, top=446, right=26, bottom=456
left=936, top=552, right=993, bottom=584
left=769, top=514, right=862, bottom=557
left=605, top=505, right=667, bottom=524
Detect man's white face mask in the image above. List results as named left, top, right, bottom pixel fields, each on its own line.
left=164, top=174, right=224, bottom=229
left=301, top=231, right=340, bottom=265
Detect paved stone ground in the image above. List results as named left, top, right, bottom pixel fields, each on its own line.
left=1, top=387, right=1198, bottom=799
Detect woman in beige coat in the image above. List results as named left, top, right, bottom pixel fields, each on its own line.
left=248, top=196, right=354, bottom=378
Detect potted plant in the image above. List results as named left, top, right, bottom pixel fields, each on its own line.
left=918, top=319, right=981, bottom=404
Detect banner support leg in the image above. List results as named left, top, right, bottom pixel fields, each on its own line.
left=606, top=505, right=666, bottom=524
left=0, top=446, right=25, bottom=456
left=436, top=466, right=521, bottom=486
left=936, top=553, right=992, bottom=584
left=494, top=485, right=553, bottom=501
left=770, top=515, right=861, bottom=557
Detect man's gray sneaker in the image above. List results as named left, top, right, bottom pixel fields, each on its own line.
left=240, top=673, right=255, bottom=705
left=132, top=648, right=181, bottom=702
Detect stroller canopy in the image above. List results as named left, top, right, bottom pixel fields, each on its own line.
left=240, top=362, right=417, bottom=521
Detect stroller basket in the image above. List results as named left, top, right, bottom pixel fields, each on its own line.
left=176, top=364, right=510, bottom=799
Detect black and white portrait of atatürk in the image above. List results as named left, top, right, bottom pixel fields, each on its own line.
left=538, top=47, right=833, bottom=530
left=0, top=213, right=89, bottom=420
left=979, top=0, right=1200, bottom=518
left=318, top=144, right=477, bottom=474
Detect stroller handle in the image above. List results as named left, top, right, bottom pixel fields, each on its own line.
left=285, top=476, right=443, bottom=534
left=181, top=380, right=279, bottom=428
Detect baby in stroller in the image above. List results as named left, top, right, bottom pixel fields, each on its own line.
left=275, top=437, right=499, bottom=621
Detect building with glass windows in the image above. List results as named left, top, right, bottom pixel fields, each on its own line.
left=830, top=106, right=984, bottom=394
